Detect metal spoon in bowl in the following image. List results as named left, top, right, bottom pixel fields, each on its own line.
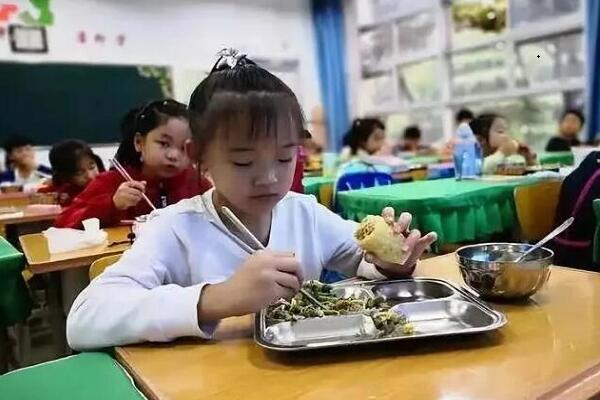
left=514, top=217, right=575, bottom=263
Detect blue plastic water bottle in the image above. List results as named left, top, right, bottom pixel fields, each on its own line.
left=453, top=123, right=482, bottom=180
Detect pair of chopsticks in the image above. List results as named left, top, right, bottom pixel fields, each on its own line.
left=219, top=206, right=326, bottom=309
left=109, top=158, right=157, bottom=211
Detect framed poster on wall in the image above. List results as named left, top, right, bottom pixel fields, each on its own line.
left=8, top=25, right=48, bottom=53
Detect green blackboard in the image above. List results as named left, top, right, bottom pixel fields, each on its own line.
left=0, top=62, right=172, bottom=145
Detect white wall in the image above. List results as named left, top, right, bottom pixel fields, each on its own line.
left=0, top=0, right=321, bottom=167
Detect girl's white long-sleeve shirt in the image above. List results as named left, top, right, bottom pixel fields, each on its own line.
left=66, top=190, right=385, bottom=350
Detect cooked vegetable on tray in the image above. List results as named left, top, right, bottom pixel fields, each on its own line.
left=266, top=280, right=413, bottom=336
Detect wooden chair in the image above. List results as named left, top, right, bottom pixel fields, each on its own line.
left=318, top=183, right=334, bottom=209
left=514, top=180, right=563, bottom=242
left=89, top=254, right=121, bottom=281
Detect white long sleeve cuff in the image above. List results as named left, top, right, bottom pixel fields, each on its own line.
left=153, top=283, right=217, bottom=340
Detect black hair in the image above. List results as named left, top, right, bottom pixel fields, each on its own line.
left=92, top=154, right=106, bottom=173
left=188, top=50, right=305, bottom=159
left=49, top=140, right=105, bottom=186
left=456, top=108, right=475, bottom=124
left=469, top=113, right=502, bottom=141
left=469, top=113, right=504, bottom=156
left=403, top=125, right=421, bottom=140
left=114, top=99, right=188, bottom=167
left=3, top=135, right=33, bottom=169
left=342, top=118, right=385, bottom=155
left=561, top=109, right=585, bottom=126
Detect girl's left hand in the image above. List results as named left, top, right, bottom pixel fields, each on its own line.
left=364, top=207, right=437, bottom=277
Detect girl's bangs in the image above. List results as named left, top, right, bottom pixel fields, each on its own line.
left=193, top=91, right=305, bottom=148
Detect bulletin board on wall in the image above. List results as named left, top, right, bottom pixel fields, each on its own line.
left=0, top=61, right=172, bottom=145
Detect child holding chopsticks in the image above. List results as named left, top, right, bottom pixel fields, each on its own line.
left=54, top=100, right=212, bottom=228
left=66, top=50, right=437, bottom=350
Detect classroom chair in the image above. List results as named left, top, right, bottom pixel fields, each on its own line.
left=514, top=180, right=562, bottom=242
left=89, top=254, right=121, bottom=281
left=318, top=183, right=334, bottom=209
left=335, top=171, right=393, bottom=192
left=334, top=171, right=393, bottom=214
left=593, top=199, right=600, bottom=268
left=15, top=270, right=72, bottom=368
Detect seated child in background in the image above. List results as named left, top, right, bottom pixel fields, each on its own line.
left=290, top=129, right=315, bottom=194
left=339, top=118, right=386, bottom=162
left=54, top=99, right=212, bottom=229
left=455, top=108, right=474, bottom=126
left=545, top=109, right=584, bottom=152
left=549, top=151, right=600, bottom=270
left=431, top=108, right=475, bottom=160
left=396, top=125, right=433, bottom=154
left=38, top=140, right=105, bottom=206
left=66, top=50, right=437, bottom=350
left=469, top=113, right=536, bottom=174
left=291, top=146, right=305, bottom=193
left=0, top=136, right=52, bottom=187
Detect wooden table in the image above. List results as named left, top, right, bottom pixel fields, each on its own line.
left=19, top=226, right=131, bottom=274
left=1, top=205, right=62, bottom=247
left=0, top=193, right=30, bottom=208
left=338, top=177, right=541, bottom=246
left=115, top=254, right=600, bottom=400
left=0, top=206, right=61, bottom=225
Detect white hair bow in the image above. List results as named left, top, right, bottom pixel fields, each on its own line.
left=214, top=48, right=246, bottom=70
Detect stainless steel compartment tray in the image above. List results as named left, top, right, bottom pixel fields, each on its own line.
left=263, top=314, right=379, bottom=347
left=391, top=299, right=502, bottom=336
left=370, top=279, right=456, bottom=304
left=255, top=278, right=506, bottom=351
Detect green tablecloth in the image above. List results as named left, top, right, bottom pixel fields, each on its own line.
left=303, top=156, right=443, bottom=199
left=537, top=151, right=574, bottom=166
left=0, top=236, right=31, bottom=328
left=338, top=177, right=537, bottom=246
left=0, top=352, right=144, bottom=400
left=303, top=176, right=334, bottom=202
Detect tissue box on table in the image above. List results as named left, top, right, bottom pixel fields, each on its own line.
left=43, top=226, right=107, bottom=254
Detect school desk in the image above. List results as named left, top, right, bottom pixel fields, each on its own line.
left=405, top=154, right=443, bottom=166
left=0, top=352, right=144, bottom=400
left=302, top=175, right=335, bottom=207
left=538, top=151, right=575, bottom=166
left=0, top=205, right=60, bottom=246
left=115, top=254, right=600, bottom=400
left=0, top=206, right=61, bottom=226
left=19, top=226, right=131, bottom=274
left=338, top=177, right=545, bottom=246
left=303, top=157, right=447, bottom=209
left=0, top=192, right=30, bottom=208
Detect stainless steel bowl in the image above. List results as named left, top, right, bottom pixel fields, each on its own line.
left=456, top=243, right=553, bottom=300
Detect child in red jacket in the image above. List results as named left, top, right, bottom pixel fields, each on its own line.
left=55, top=99, right=212, bottom=228
left=38, top=140, right=105, bottom=206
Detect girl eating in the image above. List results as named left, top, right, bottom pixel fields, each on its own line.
left=469, top=113, right=536, bottom=174
left=66, top=50, right=436, bottom=350
left=340, top=118, right=386, bottom=162
left=54, top=99, right=212, bottom=228
left=38, top=140, right=105, bottom=206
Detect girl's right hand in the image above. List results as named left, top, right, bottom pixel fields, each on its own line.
left=198, top=250, right=303, bottom=321
left=498, top=137, right=519, bottom=156
left=112, top=181, right=147, bottom=210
